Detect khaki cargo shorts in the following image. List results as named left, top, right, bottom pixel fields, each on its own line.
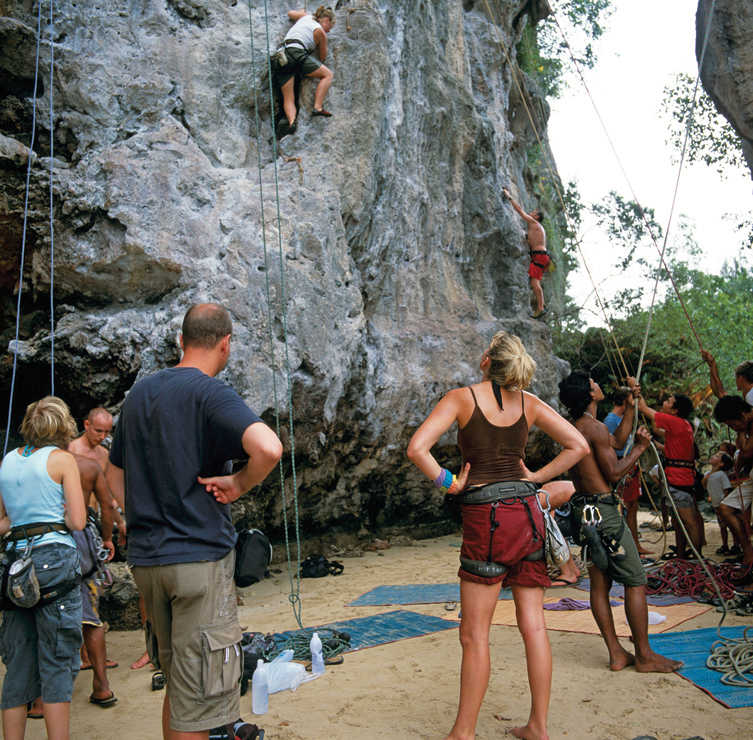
left=133, top=549, right=242, bottom=733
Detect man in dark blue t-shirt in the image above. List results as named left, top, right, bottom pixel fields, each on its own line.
left=109, top=303, right=282, bottom=739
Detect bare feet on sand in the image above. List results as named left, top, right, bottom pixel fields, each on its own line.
left=130, top=651, right=153, bottom=670
left=635, top=652, right=683, bottom=673
left=510, top=724, right=549, bottom=739
left=609, top=648, right=636, bottom=671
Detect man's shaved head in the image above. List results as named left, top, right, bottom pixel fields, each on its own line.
left=87, top=407, right=112, bottom=424
left=181, top=303, right=233, bottom=349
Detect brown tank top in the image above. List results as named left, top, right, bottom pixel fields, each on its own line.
left=457, top=387, right=528, bottom=487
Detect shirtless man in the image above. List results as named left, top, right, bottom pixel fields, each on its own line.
left=69, top=407, right=113, bottom=472
left=69, top=408, right=146, bottom=668
left=702, top=351, right=753, bottom=405
left=502, top=187, right=550, bottom=318
left=72, top=455, right=117, bottom=705
left=559, top=371, right=682, bottom=673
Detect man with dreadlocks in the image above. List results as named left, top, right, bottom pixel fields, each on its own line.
left=559, top=371, right=682, bottom=673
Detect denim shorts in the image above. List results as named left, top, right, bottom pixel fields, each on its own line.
left=0, top=543, right=82, bottom=708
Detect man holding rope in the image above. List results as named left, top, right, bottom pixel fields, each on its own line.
left=559, top=371, right=682, bottom=673
left=637, top=392, right=703, bottom=558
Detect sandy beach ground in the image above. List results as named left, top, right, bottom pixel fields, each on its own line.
left=5, top=513, right=753, bottom=740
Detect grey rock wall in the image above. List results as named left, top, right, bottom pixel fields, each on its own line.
left=697, top=0, right=753, bottom=176
left=1, top=0, right=567, bottom=537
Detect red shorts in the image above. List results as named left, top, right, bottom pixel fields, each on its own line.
left=528, top=252, right=550, bottom=281
left=619, top=468, right=641, bottom=504
left=459, top=498, right=550, bottom=587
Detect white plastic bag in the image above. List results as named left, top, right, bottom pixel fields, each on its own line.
left=267, top=650, right=307, bottom=694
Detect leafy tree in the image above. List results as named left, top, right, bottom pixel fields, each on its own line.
left=516, top=0, right=613, bottom=98
left=661, top=72, right=747, bottom=176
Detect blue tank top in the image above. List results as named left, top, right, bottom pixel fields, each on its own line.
left=0, top=446, right=75, bottom=549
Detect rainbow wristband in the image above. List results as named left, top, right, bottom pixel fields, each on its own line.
left=433, top=468, right=456, bottom=492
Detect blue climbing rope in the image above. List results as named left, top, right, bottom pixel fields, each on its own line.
left=247, top=0, right=304, bottom=629
left=48, top=0, right=56, bottom=395
left=3, top=0, right=45, bottom=457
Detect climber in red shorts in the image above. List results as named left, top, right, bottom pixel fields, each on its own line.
left=503, top=187, right=550, bottom=318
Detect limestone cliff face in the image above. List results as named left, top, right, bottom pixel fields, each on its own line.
left=697, top=0, right=753, bottom=176
left=1, top=0, right=567, bottom=536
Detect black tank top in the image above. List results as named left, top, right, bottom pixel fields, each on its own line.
left=457, top=387, right=528, bottom=487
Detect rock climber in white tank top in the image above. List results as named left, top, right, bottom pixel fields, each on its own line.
left=274, top=6, right=336, bottom=136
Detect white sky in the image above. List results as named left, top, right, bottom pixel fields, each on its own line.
left=548, top=0, right=752, bottom=323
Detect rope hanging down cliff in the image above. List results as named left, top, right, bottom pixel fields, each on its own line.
left=4, top=0, right=56, bottom=456
left=485, top=0, right=737, bottom=638
left=248, top=0, right=304, bottom=630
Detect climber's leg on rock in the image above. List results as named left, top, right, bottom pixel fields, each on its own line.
left=281, top=77, right=297, bottom=127
left=308, top=65, right=334, bottom=115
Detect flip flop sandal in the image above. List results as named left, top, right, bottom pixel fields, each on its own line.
left=89, top=692, right=118, bottom=707
left=312, top=108, right=332, bottom=117
left=151, top=670, right=166, bottom=691
left=444, top=601, right=458, bottom=611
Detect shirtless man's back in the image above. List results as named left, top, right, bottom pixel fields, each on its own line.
left=559, top=371, right=682, bottom=674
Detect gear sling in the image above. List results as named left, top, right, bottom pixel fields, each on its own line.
left=459, top=481, right=544, bottom=579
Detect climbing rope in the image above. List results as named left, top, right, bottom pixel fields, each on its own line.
left=272, top=627, right=350, bottom=662
left=248, top=0, right=304, bottom=629
left=707, top=627, right=753, bottom=687
left=48, top=0, right=56, bottom=394
left=480, top=0, right=633, bottom=381
left=549, top=0, right=715, bottom=361
left=3, top=0, right=45, bottom=457
left=483, top=1, right=738, bottom=632
left=646, top=558, right=738, bottom=603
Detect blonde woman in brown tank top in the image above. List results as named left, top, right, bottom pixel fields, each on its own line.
left=407, top=332, right=588, bottom=740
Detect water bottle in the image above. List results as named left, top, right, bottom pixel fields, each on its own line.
left=251, top=659, right=268, bottom=715
left=310, top=632, right=325, bottom=676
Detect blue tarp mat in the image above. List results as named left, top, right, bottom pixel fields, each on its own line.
left=348, top=583, right=513, bottom=606
left=276, top=610, right=458, bottom=652
left=574, top=578, right=695, bottom=605
left=649, top=627, right=753, bottom=708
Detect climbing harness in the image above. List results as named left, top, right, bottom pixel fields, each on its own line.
left=459, top=482, right=544, bottom=579
left=248, top=0, right=304, bottom=628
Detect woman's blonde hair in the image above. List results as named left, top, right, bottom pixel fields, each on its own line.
left=313, top=5, right=335, bottom=23
left=20, top=396, right=78, bottom=449
left=486, top=331, right=536, bottom=390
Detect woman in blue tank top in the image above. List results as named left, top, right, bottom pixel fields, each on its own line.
left=0, top=396, right=86, bottom=739
left=408, top=332, right=589, bottom=740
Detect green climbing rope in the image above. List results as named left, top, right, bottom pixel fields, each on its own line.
left=247, top=0, right=304, bottom=629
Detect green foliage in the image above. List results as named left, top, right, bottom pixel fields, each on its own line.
left=556, top=259, right=753, bottom=455
left=661, top=73, right=747, bottom=176
left=516, top=0, right=613, bottom=98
